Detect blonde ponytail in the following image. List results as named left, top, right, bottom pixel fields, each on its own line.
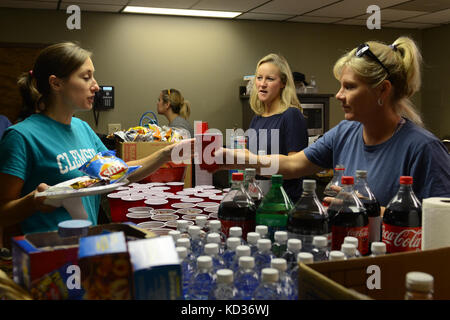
left=180, top=100, right=191, bottom=120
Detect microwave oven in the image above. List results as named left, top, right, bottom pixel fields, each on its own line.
left=302, top=103, right=324, bottom=136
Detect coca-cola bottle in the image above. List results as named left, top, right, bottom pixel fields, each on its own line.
left=382, top=176, right=422, bottom=253
left=244, top=168, right=264, bottom=209
left=287, top=179, right=329, bottom=252
left=354, top=170, right=381, bottom=252
left=323, top=165, right=345, bottom=197
left=330, top=176, right=369, bottom=255
left=218, top=172, right=256, bottom=241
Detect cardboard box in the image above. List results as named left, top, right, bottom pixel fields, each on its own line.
left=298, top=247, right=450, bottom=300
left=117, top=141, right=192, bottom=188
left=128, top=236, right=182, bottom=300
left=12, top=223, right=154, bottom=291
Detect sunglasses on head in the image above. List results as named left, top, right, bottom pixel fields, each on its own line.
left=355, top=43, right=390, bottom=76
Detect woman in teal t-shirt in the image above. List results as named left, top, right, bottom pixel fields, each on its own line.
left=0, top=42, right=192, bottom=237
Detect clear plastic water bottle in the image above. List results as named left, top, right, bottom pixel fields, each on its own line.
left=203, top=243, right=226, bottom=272
left=255, top=225, right=269, bottom=239
left=207, top=220, right=227, bottom=244
left=209, top=269, right=238, bottom=300
left=195, top=216, right=208, bottom=241
left=370, top=242, right=387, bottom=257
left=282, top=238, right=302, bottom=272
left=244, top=168, right=264, bottom=209
left=176, top=246, right=195, bottom=300
left=252, top=268, right=285, bottom=300
left=223, top=237, right=240, bottom=268
left=189, top=256, right=216, bottom=300
left=272, top=231, right=288, bottom=258
left=290, top=252, right=314, bottom=297
left=311, top=236, right=329, bottom=261
left=176, top=238, right=197, bottom=268
left=344, top=236, right=361, bottom=257
left=254, top=239, right=274, bottom=276
left=234, top=256, right=259, bottom=300
left=328, top=250, right=346, bottom=261
left=188, top=225, right=205, bottom=257
left=271, top=258, right=295, bottom=300
left=176, top=220, right=191, bottom=239
left=246, top=232, right=261, bottom=256
left=341, top=243, right=358, bottom=259
left=229, top=226, right=247, bottom=245
left=230, top=245, right=251, bottom=272
left=169, top=230, right=181, bottom=243
left=206, top=232, right=225, bottom=255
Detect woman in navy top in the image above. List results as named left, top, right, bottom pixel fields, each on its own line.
left=247, top=53, right=308, bottom=203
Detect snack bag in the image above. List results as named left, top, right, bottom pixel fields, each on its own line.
left=79, top=150, right=140, bottom=183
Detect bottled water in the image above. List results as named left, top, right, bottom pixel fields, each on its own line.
left=207, top=220, right=227, bottom=244
left=329, top=250, right=346, bottom=261
left=195, top=216, right=208, bottom=241
left=271, top=258, right=295, bottom=300
left=311, top=236, right=329, bottom=261
left=169, top=230, right=181, bottom=243
left=188, top=226, right=205, bottom=257
left=282, top=238, right=302, bottom=272
left=176, top=246, right=194, bottom=300
left=176, top=220, right=191, bottom=239
left=252, top=268, right=285, bottom=300
left=176, top=238, right=196, bottom=268
left=229, top=226, right=246, bottom=245
left=341, top=243, right=358, bottom=259
left=254, top=239, right=274, bottom=276
left=188, top=256, right=216, bottom=300
left=272, top=231, right=288, bottom=258
left=234, top=256, right=259, bottom=300
left=344, top=236, right=361, bottom=257
left=209, top=269, right=238, bottom=300
left=223, top=237, right=240, bottom=268
left=246, top=232, right=261, bottom=256
left=230, top=245, right=251, bottom=272
left=255, top=225, right=269, bottom=239
left=371, top=242, right=387, bottom=257
left=206, top=232, right=225, bottom=255
left=290, top=252, right=314, bottom=295
left=203, top=243, right=226, bottom=272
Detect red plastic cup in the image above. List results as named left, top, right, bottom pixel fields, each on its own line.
left=208, top=194, right=224, bottom=204
left=107, top=193, right=127, bottom=223
left=128, top=206, right=153, bottom=213
left=150, top=186, right=171, bottom=192
left=144, top=198, right=170, bottom=209
left=126, top=212, right=152, bottom=224
left=166, top=182, right=185, bottom=193
left=177, top=190, right=196, bottom=196
left=193, top=192, right=214, bottom=200
left=151, top=214, right=179, bottom=222
left=137, top=221, right=165, bottom=230
left=166, top=194, right=189, bottom=207
left=177, top=208, right=204, bottom=215
left=196, top=131, right=223, bottom=172
left=114, top=195, right=146, bottom=222
left=196, top=202, right=220, bottom=208
left=171, top=202, right=196, bottom=210
left=152, top=208, right=177, bottom=215
left=181, top=197, right=204, bottom=204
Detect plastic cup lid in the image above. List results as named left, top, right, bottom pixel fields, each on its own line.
left=144, top=198, right=168, bottom=206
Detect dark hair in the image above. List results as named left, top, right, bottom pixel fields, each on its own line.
left=17, top=42, right=92, bottom=119
left=161, top=88, right=191, bottom=119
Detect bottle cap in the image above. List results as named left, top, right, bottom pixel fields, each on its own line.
left=400, top=176, right=413, bottom=185
left=236, top=245, right=251, bottom=257
left=406, top=272, right=434, bottom=292
left=297, top=252, right=314, bottom=264
left=341, top=176, right=354, bottom=185
left=341, top=243, right=356, bottom=256
left=216, top=269, right=234, bottom=283
left=206, top=232, right=221, bottom=244
left=176, top=220, right=189, bottom=230
left=313, top=236, right=327, bottom=248
left=239, top=256, right=255, bottom=269
left=271, top=174, right=283, bottom=184
left=246, top=232, right=260, bottom=245
left=329, top=250, right=345, bottom=261
left=371, top=242, right=386, bottom=254
left=226, top=237, right=241, bottom=250
left=261, top=268, right=279, bottom=283
left=204, top=243, right=219, bottom=255
left=274, top=231, right=288, bottom=242
left=335, top=166, right=345, bottom=171
left=208, top=220, right=221, bottom=231
left=257, top=239, right=272, bottom=251
left=355, top=170, right=367, bottom=178
left=176, top=247, right=187, bottom=260
left=197, top=256, right=213, bottom=269
left=302, top=179, right=316, bottom=191
left=168, top=230, right=181, bottom=242
left=188, top=225, right=201, bottom=236
left=287, top=239, right=302, bottom=252
left=255, top=225, right=268, bottom=236
left=271, top=258, right=287, bottom=272
left=195, top=215, right=208, bottom=227
left=232, top=172, right=244, bottom=181
left=176, top=238, right=191, bottom=249
left=344, top=236, right=359, bottom=247
left=58, top=220, right=91, bottom=238
left=229, top=226, right=242, bottom=237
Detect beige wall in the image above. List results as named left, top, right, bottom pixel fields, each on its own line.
left=1, top=8, right=442, bottom=137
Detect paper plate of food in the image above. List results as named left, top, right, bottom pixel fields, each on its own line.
left=35, top=176, right=129, bottom=200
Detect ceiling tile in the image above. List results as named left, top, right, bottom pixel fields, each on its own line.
left=288, top=16, right=342, bottom=23
left=236, top=12, right=294, bottom=21
left=353, top=8, right=428, bottom=21
left=0, top=0, right=57, bottom=9
left=62, top=0, right=128, bottom=4
left=306, top=0, right=411, bottom=18
left=60, top=2, right=123, bottom=12
left=128, top=0, right=198, bottom=9
left=192, top=0, right=268, bottom=12
left=390, top=0, right=450, bottom=12
left=383, top=21, right=439, bottom=29
left=252, top=0, right=341, bottom=15
left=335, top=18, right=367, bottom=26
left=403, top=8, right=450, bottom=23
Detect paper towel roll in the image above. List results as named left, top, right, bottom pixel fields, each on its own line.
left=422, top=197, right=450, bottom=250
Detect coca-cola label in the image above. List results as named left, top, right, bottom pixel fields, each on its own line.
left=382, top=223, right=422, bottom=253
left=331, top=225, right=369, bottom=255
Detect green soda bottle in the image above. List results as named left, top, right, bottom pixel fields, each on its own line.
left=255, top=175, right=293, bottom=241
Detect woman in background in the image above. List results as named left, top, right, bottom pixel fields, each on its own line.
left=157, top=88, right=194, bottom=138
